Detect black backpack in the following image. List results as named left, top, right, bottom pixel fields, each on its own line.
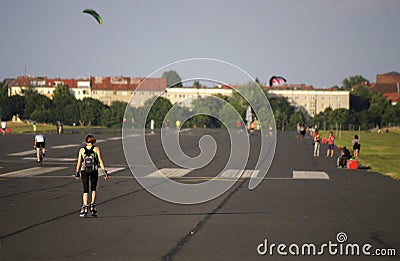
left=82, top=146, right=98, bottom=172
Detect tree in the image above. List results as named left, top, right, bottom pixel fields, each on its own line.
left=165, top=105, right=191, bottom=128
left=52, top=85, right=76, bottom=122
left=24, top=92, right=53, bottom=123
left=63, top=103, right=81, bottom=125
left=0, top=82, right=8, bottom=97
left=79, top=98, right=107, bottom=126
left=226, top=91, right=247, bottom=121
left=342, top=75, right=369, bottom=90
left=193, top=80, right=201, bottom=89
left=162, top=70, right=183, bottom=88
left=288, top=111, right=306, bottom=130
left=367, top=91, right=390, bottom=128
left=191, top=96, right=224, bottom=128
left=101, top=101, right=127, bottom=127
left=269, top=96, right=293, bottom=130
left=350, top=85, right=370, bottom=112
left=381, top=103, right=400, bottom=127
left=0, top=82, right=25, bottom=121
left=145, top=97, right=173, bottom=128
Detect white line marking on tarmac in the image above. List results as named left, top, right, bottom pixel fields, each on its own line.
left=0, top=167, right=68, bottom=177
left=8, top=150, right=35, bottom=156
left=293, top=171, right=329, bottom=180
left=23, top=157, right=76, bottom=162
left=28, top=175, right=132, bottom=179
left=146, top=168, right=193, bottom=178
left=107, top=137, right=122, bottom=141
left=99, top=167, right=125, bottom=176
left=220, top=169, right=260, bottom=179
left=51, top=144, right=80, bottom=149
left=25, top=167, right=127, bottom=178
left=124, top=134, right=142, bottom=138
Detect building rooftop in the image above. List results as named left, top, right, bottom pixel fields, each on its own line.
left=370, top=83, right=399, bottom=94
left=263, top=84, right=315, bottom=90
left=383, top=92, right=400, bottom=104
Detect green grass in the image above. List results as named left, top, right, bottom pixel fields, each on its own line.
left=320, top=130, right=400, bottom=180
left=4, top=121, right=104, bottom=134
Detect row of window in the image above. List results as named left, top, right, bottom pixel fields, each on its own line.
left=91, top=91, right=158, bottom=96
left=37, top=90, right=90, bottom=95
left=166, top=94, right=200, bottom=99
left=299, top=104, right=341, bottom=108
left=289, top=96, right=342, bottom=101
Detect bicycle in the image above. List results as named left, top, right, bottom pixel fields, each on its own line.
left=35, top=146, right=45, bottom=166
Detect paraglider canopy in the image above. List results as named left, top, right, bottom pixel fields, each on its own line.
left=83, top=9, right=102, bottom=25
left=269, top=76, right=286, bottom=86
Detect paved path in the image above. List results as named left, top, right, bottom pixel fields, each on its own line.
left=0, top=131, right=399, bottom=260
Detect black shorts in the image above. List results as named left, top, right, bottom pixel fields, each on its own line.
left=81, top=170, right=99, bottom=193
left=36, top=142, right=46, bottom=148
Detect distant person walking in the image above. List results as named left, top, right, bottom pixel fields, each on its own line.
left=75, top=135, right=108, bottom=218
left=300, top=123, right=306, bottom=141
left=236, top=120, right=242, bottom=133
left=326, top=131, right=335, bottom=158
left=33, top=121, right=37, bottom=133
left=131, top=117, right=135, bottom=128
left=296, top=122, right=300, bottom=138
left=57, top=121, right=63, bottom=134
left=352, top=135, right=361, bottom=159
left=1, top=120, right=6, bottom=136
left=269, top=122, right=273, bottom=137
left=250, top=121, right=255, bottom=134
left=150, top=119, right=155, bottom=134
left=175, top=120, right=181, bottom=131
left=313, top=129, right=321, bottom=157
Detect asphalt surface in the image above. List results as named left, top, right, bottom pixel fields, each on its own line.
left=0, top=130, right=399, bottom=260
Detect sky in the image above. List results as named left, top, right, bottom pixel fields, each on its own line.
left=1, top=0, right=400, bottom=88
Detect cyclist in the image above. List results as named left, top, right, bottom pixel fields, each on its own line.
left=34, top=133, right=46, bottom=163
left=75, top=134, right=108, bottom=217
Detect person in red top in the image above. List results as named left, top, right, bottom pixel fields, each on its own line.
left=236, top=120, right=242, bottom=133
left=326, top=131, right=335, bottom=158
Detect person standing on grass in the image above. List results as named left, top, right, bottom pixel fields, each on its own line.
left=33, top=121, right=37, bottom=133
left=352, top=134, right=361, bottom=159
left=75, top=134, right=108, bottom=218
left=326, top=131, right=335, bottom=158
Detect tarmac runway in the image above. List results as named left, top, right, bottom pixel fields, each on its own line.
left=0, top=130, right=399, bottom=260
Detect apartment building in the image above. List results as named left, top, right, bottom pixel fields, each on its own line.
left=90, top=77, right=166, bottom=107
left=7, top=76, right=166, bottom=107
left=6, top=75, right=351, bottom=117
left=8, top=76, right=91, bottom=100
left=267, top=88, right=350, bottom=116
left=163, top=87, right=234, bottom=107
left=130, top=77, right=167, bottom=107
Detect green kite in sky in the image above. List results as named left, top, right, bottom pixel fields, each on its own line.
left=83, top=9, right=102, bottom=25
